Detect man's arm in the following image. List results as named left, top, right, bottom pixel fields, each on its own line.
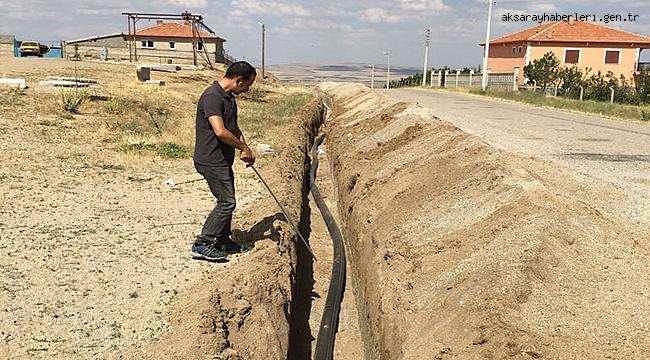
left=208, top=115, right=255, bottom=164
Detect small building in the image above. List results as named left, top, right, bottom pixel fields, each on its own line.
left=0, top=35, right=16, bottom=57
left=64, top=20, right=231, bottom=66
left=481, top=20, right=650, bottom=85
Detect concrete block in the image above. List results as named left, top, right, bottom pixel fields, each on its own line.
left=0, top=78, right=27, bottom=89
left=144, top=80, right=165, bottom=86
left=38, top=80, right=90, bottom=87
left=137, top=67, right=151, bottom=82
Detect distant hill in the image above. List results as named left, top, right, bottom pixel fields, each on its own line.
left=267, top=63, right=421, bottom=86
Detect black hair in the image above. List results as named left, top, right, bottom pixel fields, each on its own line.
left=225, top=61, right=257, bottom=80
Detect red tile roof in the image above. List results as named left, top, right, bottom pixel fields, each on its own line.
left=486, top=21, right=650, bottom=45
left=134, top=22, right=221, bottom=40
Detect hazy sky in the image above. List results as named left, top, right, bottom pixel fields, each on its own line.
left=1, top=0, right=649, bottom=68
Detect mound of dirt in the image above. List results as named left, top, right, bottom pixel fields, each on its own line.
left=133, top=98, right=324, bottom=360
left=319, top=83, right=649, bottom=359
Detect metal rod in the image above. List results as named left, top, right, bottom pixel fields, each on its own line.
left=250, top=165, right=317, bottom=260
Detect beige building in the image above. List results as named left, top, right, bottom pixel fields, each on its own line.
left=0, top=35, right=16, bottom=58
left=481, top=20, right=650, bottom=85
left=64, top=21, right=231, bottom=66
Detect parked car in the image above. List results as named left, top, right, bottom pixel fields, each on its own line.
left=19, top=41, right=50, bottom=57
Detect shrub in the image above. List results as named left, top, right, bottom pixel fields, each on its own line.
left=524, top=52, right=560, bottom=89
left=60, top=89, right=88, bottom=113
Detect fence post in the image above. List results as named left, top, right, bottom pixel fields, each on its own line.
left=609, top=86, right=615, bottom=103
left=532, top=80, right=537, bottom=92
left=437, top=71, right=442, bottom=87
left=554, top=84, right=558, bottom=97
left=469, top=70, right=474, bottom=87
left=579, top=86, right=584, bottom=101
left=455, top=70, right=460, bottom=88
left=513, top=67, right=520, bottom=91
left=430, top=71, right=434, bottom=87
left=444, top=70, right=449, bottom=88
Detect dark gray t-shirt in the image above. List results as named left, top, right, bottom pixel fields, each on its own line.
left=193, top=82, right=241, bottom=166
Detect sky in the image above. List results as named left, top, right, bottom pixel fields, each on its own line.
left=1, top=0, right=649, bottom=68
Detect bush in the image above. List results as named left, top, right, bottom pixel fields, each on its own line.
left=60, top=89, right=88, bottom=113
left=524, top=52, right=560, bottom=89
left=639, top=106, right=650, bottom=121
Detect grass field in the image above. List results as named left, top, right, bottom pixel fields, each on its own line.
left=468, top=88, right=650, bottom=122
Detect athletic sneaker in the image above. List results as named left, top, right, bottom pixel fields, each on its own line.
left=191, top=242, right=227, bottom=262
left=217, top=240, right=243, bottom=253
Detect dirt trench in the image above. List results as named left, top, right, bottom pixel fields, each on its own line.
left=134, top=99, right=324, bottom=360
left=318, top=82, right=649, bottom=360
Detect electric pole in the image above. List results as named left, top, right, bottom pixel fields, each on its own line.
left=384, top=50, right=391, bottom=89
left=422, top=28, right=430, bottom=86
left=481, top=1, right=494, bottom=91
left=258, top=21, right=265, bottom=78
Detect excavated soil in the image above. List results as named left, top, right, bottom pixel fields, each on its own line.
left=131, top=99, right=324, bottom=360
left=319, top=83, right=649, bottom=359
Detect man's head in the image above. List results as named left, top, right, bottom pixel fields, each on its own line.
left=224, top=61, right=257, bottom=95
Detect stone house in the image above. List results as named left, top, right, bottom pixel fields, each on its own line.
left=64, top=21, right=230, bottom=66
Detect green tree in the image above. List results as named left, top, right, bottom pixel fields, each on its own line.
left=558, top=66, right=585, bottom=98
left=524, top=52, right=561, bottom=89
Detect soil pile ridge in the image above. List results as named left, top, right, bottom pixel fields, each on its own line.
left=135, top=99, right=324, bottom=360
left=319, top=83, right=649, bottom=359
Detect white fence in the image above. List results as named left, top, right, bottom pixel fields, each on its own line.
left=431, top=69, right=518, bottom=91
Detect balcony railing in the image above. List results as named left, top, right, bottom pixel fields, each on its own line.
left=638, top=62, right=650, bottom=72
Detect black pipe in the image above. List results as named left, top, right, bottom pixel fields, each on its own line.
left=311, top=134, right=347, bottom=360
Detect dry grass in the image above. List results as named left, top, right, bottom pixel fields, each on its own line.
left=469, top=88, right=649, bottom=122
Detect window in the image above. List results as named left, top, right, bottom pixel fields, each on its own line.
left=141, top=40, right=154, bottom=49
left=197, top=41, right=203, bottom=51
left=518, top=46, right=523, bottom=53
left=169, top=42, right=176, bottom=50
left=512, top=47, right=517, bottom=54
left=604, top=50, right=620, bottom=64
left=564, top=49, right=580, bottom=64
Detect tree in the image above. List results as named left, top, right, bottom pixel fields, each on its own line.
left=558, top=66, right=584, bottom=98
left=524, top=52, right=561, bottom=90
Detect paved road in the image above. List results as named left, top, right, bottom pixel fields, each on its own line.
left=382, top=88, right=650, bottom=223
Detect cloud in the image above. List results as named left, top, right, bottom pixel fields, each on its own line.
left=395, top=0, right=450, bottom=11
left=229, top=0, right=311, bottom=17
left=165, top=0, right=208, bottom=7
left=360, top=8, right=413, bottom=23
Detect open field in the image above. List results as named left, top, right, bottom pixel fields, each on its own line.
left=0, top=58, right=316, bottom=359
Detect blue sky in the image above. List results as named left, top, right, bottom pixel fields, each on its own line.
left=1, top=0, right=649, bottom=68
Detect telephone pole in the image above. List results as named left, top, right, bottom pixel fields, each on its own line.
left=384, top=50, right=391, bottom=89
left=258, top=21, right=265, bottom=78
left=481, top=1, right=494, bottom=91
left=422, top=28, right=430, bottom=86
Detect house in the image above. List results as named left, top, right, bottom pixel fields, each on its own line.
left=64, top=20, right=231, bottom=66
left=481, top=20, right=650, bottom=85
left=0, top=35, right=16, bottom=57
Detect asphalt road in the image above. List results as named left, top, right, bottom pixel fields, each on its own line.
left=382, top=88, right=650, bottom=223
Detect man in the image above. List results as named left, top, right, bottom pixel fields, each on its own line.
left=192, top=61, right=257, bottom=261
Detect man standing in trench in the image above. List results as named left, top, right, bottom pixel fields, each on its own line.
left=192, top=61, right=256, bottom=261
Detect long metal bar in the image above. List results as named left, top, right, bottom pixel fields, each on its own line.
left=250, top=165, right=317, bottom=260
left=127, top=16, right=132, bottom=62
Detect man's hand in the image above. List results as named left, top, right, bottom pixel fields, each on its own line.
left=241, top=146, right=256, bottom=166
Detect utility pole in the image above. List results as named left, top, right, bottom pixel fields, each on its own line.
left=258, top=21, right=265, bottom=78
left=422, top=28, right=430, bottom=86
left=384, top=50, right=391, bottom=89
left=481, top=0, right=494, bottom=91
left=369, top=64, right=375, bottom=89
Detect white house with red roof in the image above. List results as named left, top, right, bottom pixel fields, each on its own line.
left=481, top=20, right=650, bottom=86
left=65, top=20, right=230, bottom=66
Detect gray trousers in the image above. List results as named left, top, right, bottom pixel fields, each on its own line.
left=194, top=163, right=236, bottom=244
